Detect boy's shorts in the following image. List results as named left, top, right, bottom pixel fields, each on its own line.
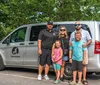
left=72, top=60, right=83, bottom=72
left=53, top=63, right=61, bottom=70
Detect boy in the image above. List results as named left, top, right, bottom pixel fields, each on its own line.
left=69, top=32, right=86, bottom=85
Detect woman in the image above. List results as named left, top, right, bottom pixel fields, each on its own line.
left=52, top=26, right=69, bottom=81
left=58, top=26, right=69, bottom=81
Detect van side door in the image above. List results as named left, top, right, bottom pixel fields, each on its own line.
left=24, top=25, right=45, bottom=67
left=2, top=27, right=27, bottom=66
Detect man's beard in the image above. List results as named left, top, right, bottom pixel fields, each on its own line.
left=76, top=28, right=81, bottom=31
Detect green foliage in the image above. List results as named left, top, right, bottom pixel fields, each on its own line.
left=0, top=0, right=100, bottom=40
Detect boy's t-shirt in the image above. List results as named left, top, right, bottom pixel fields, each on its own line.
left=69, top=40, right=86, bottom=61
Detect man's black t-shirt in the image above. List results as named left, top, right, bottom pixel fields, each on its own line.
left=38, top=29, right=58, bottom=49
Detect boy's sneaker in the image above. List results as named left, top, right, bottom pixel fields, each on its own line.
left=77, top=82, right=83, bottom=85
left=69, top=81, right=76, bottom=85
left=54, top=80, right=61, bottom=84
left=37, top=75, right=42, bottom=80
left=44, top=75, right=49, bottom=80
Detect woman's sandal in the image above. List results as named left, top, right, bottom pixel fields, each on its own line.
left=82, top=80, right=88, bottom=85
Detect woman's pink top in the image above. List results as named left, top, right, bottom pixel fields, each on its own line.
left=53, top=47, right=62, bottom=65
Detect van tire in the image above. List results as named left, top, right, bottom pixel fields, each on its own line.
left=64, top=62, right=72, bottom=80
left=0, top=56, right=5, bottom=71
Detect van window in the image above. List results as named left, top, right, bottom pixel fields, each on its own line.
left=30, top=25, right=58, bottom=41
left=52, top=25, right=59, bottom=32
left=58, top=24, right=75, bottom=37
left=30, top=25, right=45, bottom=41
left=10, top=27, right=27, bottom=43
left=2, top=27, right=27, bottom=44
left=58, top=24, right=92, bottom=37
left=82, top=24, right=92, bottom=37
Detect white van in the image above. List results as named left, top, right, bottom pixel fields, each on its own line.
left=0, top=21, right=100, bottom=79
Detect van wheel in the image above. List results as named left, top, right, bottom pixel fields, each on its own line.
left=64, top=62, right=72, bottom=80
left=0, top=56, right=5, bottom=71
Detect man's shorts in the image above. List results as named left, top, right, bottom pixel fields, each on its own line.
left=53, top=63, right=61, bottom=70
left=39, top=49, right=52, bottom=66
left=72, top=60, right=83, bottom=72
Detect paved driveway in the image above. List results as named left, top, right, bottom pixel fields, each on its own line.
left=0, top=68, right=100, bottom=85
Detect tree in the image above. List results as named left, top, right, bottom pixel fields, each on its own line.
left=0, top=0, right=100, bottom=40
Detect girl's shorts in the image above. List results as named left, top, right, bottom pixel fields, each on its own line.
left=53, top=63, right=61, bottom=70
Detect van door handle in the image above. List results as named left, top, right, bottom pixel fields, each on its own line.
left=29, top=42, right=34, bottom=45
left=19, top=43, right=25, bottom=45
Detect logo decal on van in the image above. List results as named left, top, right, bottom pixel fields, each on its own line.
left=12, top=47, right=19, bottom=55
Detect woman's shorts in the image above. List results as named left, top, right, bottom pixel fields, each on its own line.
left=62, top=56, right=69, bottom=61
left=53, top=63, right=61, bottom=70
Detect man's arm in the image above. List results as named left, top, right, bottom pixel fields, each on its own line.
left=69, top=32, right=74, bottom=46
left=38, top=30, right=43, bottom=55
left=83, top=31, right=92, bottom=47
left=38, top=39, right=42, bottom=55
left=86, top=39, right=92, bottom=46
left=51, top=43, right=55, bottom=57
left=83, top=40, right=92, bottom=47
left=86, top=31, right=92, bottom=46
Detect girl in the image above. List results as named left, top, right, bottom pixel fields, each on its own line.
left=52, top=40, right=63, bottom=84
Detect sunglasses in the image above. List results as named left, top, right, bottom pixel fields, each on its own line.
left=60, top=29, right=66, bottom=31
left=75, top=24, right=81, bottom=26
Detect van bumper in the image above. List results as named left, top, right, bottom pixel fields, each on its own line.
left=87, top=54, right=100, bottom=72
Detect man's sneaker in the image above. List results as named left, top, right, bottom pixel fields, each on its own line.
left=37, top=75, right=42, bottom=80
left=44, top=75, right=49, bottom=80
left=54, top=80, right=61, bottom=84
left=69, top=81, right=76, bottom=85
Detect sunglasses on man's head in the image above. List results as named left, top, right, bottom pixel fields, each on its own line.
left=60, top=29, right=66, bottom=31
left=75, top=24, right=81, bottom=26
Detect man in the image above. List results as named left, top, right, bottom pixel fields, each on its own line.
left=37, top=21, right=57, bottom=80
left=69, top=21, right=92, bottom=85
